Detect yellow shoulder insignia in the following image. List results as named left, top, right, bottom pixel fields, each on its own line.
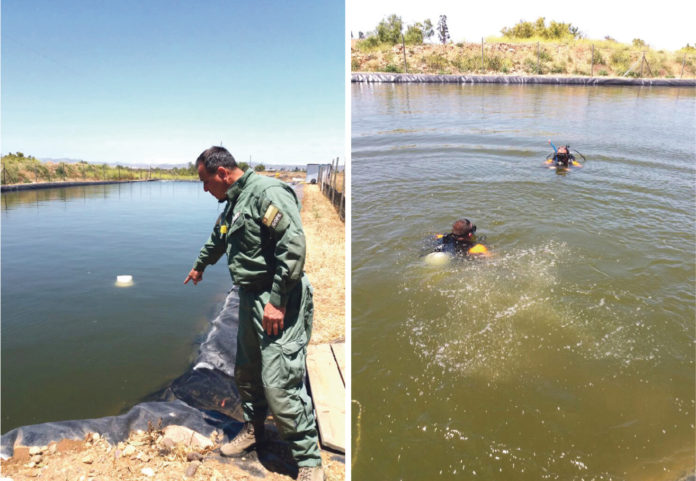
left=262, top=204, right=283, bottom=229
left=220, top=225, right=228, bottom=234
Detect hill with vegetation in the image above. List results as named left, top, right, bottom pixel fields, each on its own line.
left=0, top=152, right=306, bottom=186
left=352, top=16, right=695, bottom=78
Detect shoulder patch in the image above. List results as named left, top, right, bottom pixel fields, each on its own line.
left=262, top=204, right=283, bottom=229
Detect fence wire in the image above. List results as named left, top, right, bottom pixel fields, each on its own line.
left=317, top=158, right=345, bottom=222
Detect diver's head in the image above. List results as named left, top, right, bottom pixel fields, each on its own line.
left=556, top=146, right=570, bottom=166
left=452, top=218, right=476, bottom=240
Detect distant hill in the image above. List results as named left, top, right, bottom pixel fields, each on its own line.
left=38, top=158, right=307, bottom=171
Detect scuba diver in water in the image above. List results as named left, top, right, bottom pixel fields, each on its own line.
left=547, top=140, right=585, bottom=168
left=552, top=145, right=573, bottom=167
left=434, top=218, right=490, bottom=257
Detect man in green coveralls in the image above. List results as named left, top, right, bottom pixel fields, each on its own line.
left=184, top=146, right=323, bottom=481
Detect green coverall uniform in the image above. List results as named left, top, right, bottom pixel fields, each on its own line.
left=192, top=169, right=321, bottom=467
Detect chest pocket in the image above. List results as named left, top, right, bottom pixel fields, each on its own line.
left=225, top=212, right=264, bottom=256
left=222, top=212, right=245, bottom=254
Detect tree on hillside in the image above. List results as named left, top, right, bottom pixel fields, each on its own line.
left=254, top=164, right=266, bottom=172
left=404, top=24, right=423, bottom=44
left=423, top=19, right=434, bottom=41
left=437, top=15, right=450, bottom=44
left=376, top=14, right=403, bottom=45
left=404, top=19, right=434, bottom=45
left=501, top=17, right=582, bottom=40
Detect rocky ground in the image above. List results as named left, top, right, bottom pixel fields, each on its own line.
left=1, top=424, right=344, bottom=481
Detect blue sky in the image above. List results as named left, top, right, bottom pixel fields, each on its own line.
left=1, top=0, right=346, bottom=166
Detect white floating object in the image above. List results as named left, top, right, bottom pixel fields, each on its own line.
left=115, top=275, right=133, bottom=286
left=424, top=252, right=451, bottom=266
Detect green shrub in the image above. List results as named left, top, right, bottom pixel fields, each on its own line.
left=358, top=36, right=380, bottom=51
left=591, top=50, right=604, bottom=64
left=425, top=53, right=447, bottom=70
left=485, top=54, right=504, bottom=71
left=598, top=69, right=608, bottom=76
left=609, top=50, right=627, bottom=63
left=550, top=62, right=566, bottom=73
left=385, top=63, right=401, bottom=73
left=453, top=54, right=478, bottom=72
left=523, top=57, right=539, bottom=73
left=539, top=48, right=552, bottom=62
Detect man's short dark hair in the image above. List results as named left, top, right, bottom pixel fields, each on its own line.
left=196, top=146, right=238, bottom=173
left=452, top=218, right=475, bottom=236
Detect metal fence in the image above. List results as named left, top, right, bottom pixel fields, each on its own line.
left=317, top=157, right=345, bottom=222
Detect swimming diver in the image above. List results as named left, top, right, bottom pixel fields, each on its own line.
left=547, top=140, right=583, bottom=168
left=433, top=218, right=490, bottom=257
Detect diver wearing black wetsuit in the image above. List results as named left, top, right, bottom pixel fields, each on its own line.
left=435, top=219, right=489, bottom=257
left=552, top=145, right=576, bottom=168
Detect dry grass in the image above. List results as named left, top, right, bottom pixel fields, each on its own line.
left=301, top=184, right=345, bottom=344
left=352, top=39, right=696, bottom=77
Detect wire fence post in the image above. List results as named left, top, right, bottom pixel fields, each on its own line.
left=401, top=34, right=407, bottom=73
left=591, top=44, right=595, bottom=77
left=640, top=51, right=645, bottom=77
left=331, top=157, right=337, bottom=208
left=481, top=37, right=484, bottom=71
left=537, top=41, right=541, bottom=74
left=341, top=161, right=345, bottom=221
left=681, top=54, right=686, bottom=78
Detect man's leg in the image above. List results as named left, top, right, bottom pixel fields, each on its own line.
left=223, top=287, right=269, bottom=456
left=255, top=277, right=322, bottom=467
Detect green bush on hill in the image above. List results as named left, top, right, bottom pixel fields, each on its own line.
left=501, top=17, right=583, bottom=41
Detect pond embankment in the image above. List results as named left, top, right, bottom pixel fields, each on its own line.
left=0, top=179, right=158, bottom=193
left=352, top=72, right=696, bottom=86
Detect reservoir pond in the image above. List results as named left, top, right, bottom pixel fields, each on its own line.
left=351, top=83, right=695, bottom=480
left=1, top=181, right=233, bottom=433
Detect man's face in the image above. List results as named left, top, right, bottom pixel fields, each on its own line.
left=197, top=163, right=229, bottom=201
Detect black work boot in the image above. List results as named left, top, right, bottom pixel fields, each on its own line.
left=220, top=421, right=266, bottom=456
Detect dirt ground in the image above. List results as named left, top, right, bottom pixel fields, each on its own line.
left=1, top=178, right=345, bottom=481
left=1, top=427, right=344, bottom=481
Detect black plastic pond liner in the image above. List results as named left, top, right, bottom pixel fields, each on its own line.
left=0, top=400, right=228, bottom=458
left=1, top=287, right=246, bottom=458
left=352, top=72, right=696, bottom=86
